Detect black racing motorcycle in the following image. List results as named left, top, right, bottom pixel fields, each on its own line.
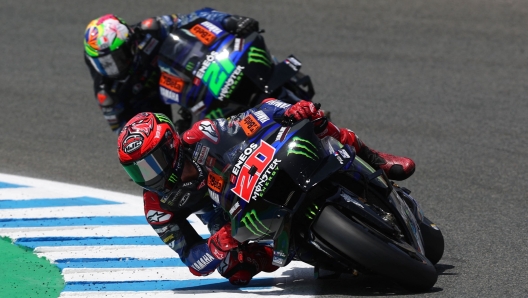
left=201, top=117, right=444, bottom=292
left=157, top=17, right=315, bottom=132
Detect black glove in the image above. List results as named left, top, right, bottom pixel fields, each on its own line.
left=223, top=15, right=259, bottom=37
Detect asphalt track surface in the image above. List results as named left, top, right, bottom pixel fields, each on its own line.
left=1, top=0, right=527, bottom=297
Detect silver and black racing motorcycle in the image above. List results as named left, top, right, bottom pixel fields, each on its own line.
left=200, top=116, right=444, bottom=292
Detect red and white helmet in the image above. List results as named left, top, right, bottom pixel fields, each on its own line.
left=117, top=112, right=183, bottom=194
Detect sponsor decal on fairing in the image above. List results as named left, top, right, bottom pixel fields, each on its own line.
left=253, top=110, right=270, bottom=123
left=275, top=126, right=290, bottom=142
left=217, top=65, right=244, bottom=101
left=265, top=99, right=291, bottom=109
left=338, top=148, right=350, bottom=159
left=208, top=189, right=220, bottom=204
left=229, top=201, right=241, bottom=216
left=160, top=88, right=180, bottom=103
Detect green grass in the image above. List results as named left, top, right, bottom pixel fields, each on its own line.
left=0, top=236, right=64, bottom=297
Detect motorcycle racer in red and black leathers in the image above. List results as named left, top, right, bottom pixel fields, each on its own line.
left=117, top=99, right=415, bottom=285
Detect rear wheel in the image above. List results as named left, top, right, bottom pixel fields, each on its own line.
left=312, top=205, right=438, bottom=292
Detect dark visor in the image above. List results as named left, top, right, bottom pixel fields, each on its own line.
left=86, top=44, right=132, bottom=77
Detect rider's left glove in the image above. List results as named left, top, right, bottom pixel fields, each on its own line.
left=223, top=15, right=259, bottom=37
left=218, top=243, right=278, bottom=286
left=207, top=223, right=240, bottom=260
left=284, top=100, right=325, bottom=121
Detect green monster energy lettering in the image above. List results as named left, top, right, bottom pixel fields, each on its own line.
left=155, top=113, right=172, bottom=123
left=206, top=108, right=225, bottom=119
left=247, top=47, right=271, bottom=67
left=258, top=165, right=279, bottom=197
left=251, top=160, right=280, bottom=201
left=168, top=173, right=178, bottom=183
left=287, top=137, right=318, bottom=160
left=241, top=209, right=268, bottom=236
left=218, top=65, right=244, bottom=101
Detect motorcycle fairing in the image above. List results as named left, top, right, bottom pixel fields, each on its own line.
left=194, top=118, right=361, bottom=263
left=333, top=159, right=427, bottom=256
left=223, top=120, right=355, bottom=246
left=158, top=18, right=288, bottom=122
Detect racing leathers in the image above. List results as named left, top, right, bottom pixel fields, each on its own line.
left=141, top=99, right=285, bottom=278
left=85, top=8, right=255, bottom=134
left=143, top=98, right=303, bottom=278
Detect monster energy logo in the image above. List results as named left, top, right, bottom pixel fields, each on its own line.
left=186, top=61, right=195, bottom=71
left=287, top=137, right=318, bottom=160
left=168, top=173, right=178, bottom=183
left=155, top=113, right=172, bottom=123
left=241, top=209, right=268, bottom=236
left=206, top=108, right=224, bottom=119
left=247, top=47, right=271, bottom=67
left=306, top=203, right=320, bottom=220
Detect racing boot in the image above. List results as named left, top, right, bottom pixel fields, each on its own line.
left=218, top=243, right=278, bottom=286
left=323, top=122, right=415, bottom=181
left=284, top=100, right=415, bottom=180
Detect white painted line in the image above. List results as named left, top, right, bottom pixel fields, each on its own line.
left=0, top=173, right=141, bottom=204
left=0, top=187, right=81, bottom=200
left=61, top=262, right=314, bottom=283
left=0, top=220, right=210, bottom=239
left=59, top=291, right=292, bottom=298
left=0, top=205, right=143, bottom=219
left=34, top=245, right=178, bottom=261
left=62, top=267, right=215, bottom=282
left=0, top=225, right=157, bottom=239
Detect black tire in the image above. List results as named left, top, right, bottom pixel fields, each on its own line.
left=420, top=216, right=445, bottom=265
left=312, top=205, right=438, bottom=292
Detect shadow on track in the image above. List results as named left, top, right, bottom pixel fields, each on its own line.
left=168, top=266, right=450, bottom=296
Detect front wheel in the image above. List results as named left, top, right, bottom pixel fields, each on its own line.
left=312, top=205, right=438, bottom=292
left=420, top=216, right=444, bottom=265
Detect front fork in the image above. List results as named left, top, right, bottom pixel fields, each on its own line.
left=393, top=183, right=424, bottom=224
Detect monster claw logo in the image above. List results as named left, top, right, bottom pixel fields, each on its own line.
left=206, top=108, right=225, bottom=120
left=154, top=113, right=172, bottom=123
left=247, top=47, right=271, bottom=67
left=241, top=209, right=268, bottom=236
left=186, top=61, right=195, bottom=71
left=168, top=173, right=178, bottom=184
left=287, top=137, right=318, bottom=160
